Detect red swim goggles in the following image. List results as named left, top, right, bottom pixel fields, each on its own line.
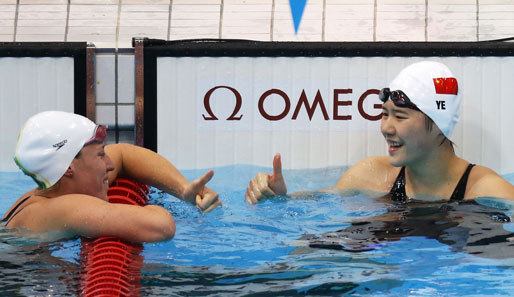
left=379, top=88, right=419, bottom=111
left=84, top=125, right=108, bottom=146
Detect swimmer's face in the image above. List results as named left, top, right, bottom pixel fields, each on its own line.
left=381, top=100, right=441, bottom=167
left=69, top=142, right=114, bottom=200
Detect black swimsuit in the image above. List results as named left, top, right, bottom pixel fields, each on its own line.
left=1, top=196, right=32, bottom=226
left=390, top=164, right=475, bottom=202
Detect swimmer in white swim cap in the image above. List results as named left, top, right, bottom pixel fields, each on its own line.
left=3, top=111, right=221, bottom=242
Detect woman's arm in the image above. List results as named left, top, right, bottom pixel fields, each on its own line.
left=106, top=143, right=221, bottom=212
left=245, top=155, right=392, bottom=204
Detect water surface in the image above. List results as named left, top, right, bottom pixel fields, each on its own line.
left=1, top=167, right=514, bottom=296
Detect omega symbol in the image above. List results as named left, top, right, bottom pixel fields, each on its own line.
left=202, top=86, right=243, bottom=121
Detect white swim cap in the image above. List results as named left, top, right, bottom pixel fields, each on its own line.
left=14, top=111, right=106, bottom=189
left=389, top=61, right=461, bottom=139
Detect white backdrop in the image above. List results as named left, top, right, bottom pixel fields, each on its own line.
left=157, top=56, right=514, bottom=174
left=0, top=57, right=75, bottom=171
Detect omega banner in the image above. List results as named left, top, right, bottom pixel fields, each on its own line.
left=198, top=82, right=382, bottom=131
left=157, top=56, right=514, bottom=173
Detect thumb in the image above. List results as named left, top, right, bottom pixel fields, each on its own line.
left=192, top=169, right=214, bottom=191
left=271, top=153, right=283, bottom=181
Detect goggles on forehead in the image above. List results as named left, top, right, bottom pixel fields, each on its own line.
left=84, top=125, right=107, bottom=146
left=379, top=88, right=419, bottom=111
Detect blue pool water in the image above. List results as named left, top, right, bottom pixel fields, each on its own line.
left=2, top=166, right=514, bottom=296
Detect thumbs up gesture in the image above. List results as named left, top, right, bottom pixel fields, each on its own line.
left=183, top=170, right=221, bottom=212
left=245, top=154, right=287, bottom=204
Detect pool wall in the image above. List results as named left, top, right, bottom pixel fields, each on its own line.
left=0, top=42, right=88, bottom=172
left=2, top=1, right=514, bottom=174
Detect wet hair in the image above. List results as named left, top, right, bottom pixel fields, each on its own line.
left=424, top=114, right=455, bottom=150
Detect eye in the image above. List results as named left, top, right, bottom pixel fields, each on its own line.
left=393, top=112, right=409, bottom=120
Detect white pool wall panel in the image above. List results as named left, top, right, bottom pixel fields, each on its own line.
left=0, top=57, right=74, bottom=171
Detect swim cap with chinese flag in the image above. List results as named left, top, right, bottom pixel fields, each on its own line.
left=433, top=78, right=458, bottom=95
left=389, top=61, right=461, bottom=140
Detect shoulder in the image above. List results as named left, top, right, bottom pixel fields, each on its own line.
left=335, top=156, right=400, bottom=193
left=350, top=156, right=398, bottom=175
left=7, top=194, right=109, bottom=230
left=466, top=165, right=514, bottom=199
left=2, top=189, right=36, bottom=219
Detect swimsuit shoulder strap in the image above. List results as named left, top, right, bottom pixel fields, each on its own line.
left=1, top=195, right=32, bottom=226
left=449, top=163, right=476, bottom=202
left=390, top=167, right=408, bottom=202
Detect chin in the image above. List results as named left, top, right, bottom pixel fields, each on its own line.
left=388, top=155, right=405, bottom=167
left=100, top=189, right=109, bottom=201
left=99, top=193, right=109, bottom=201
left=90, top=188, right=109, bottom=201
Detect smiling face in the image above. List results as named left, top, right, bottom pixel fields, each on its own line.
left=380, top=100, right=442, bottom=167
left=69, top=142, right=114, bottom=200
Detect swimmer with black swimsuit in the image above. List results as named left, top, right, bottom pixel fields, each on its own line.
left=390, top=164, right=475, bottom=202
left=245, top=61, right=514, bottom=204
left=1, top=195, right=32, bottom=227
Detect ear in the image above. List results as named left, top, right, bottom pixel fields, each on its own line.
left=63, top=159, right=76, bottom=177
left=62, top=166, right=73, bottom=177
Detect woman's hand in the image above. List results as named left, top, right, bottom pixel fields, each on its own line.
left=245, top=154, right=287, bottom=204
left=183, top=170, right=222, bottom=212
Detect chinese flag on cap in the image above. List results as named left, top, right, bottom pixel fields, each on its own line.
left=433, top=78, right=458, bottom=95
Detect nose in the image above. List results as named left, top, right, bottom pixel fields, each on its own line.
left=380, top=116, right=396, bottom=137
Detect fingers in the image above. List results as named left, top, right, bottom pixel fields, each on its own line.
left=202, top=199, right=222, bottom=213
left=187, top=170, right=221, bottom=212
left=195, top=187, right=221, bottom=212
left=272, top=153, right=283, bottom=181
left=196, top=193, right=221, bottom=212
left=243, top=153, right=286, bottom=205
left=245, top=191, right=257, bottom=204
left=270, top=153, right=287, bottom=195
left=245, top=181, right=259, bottom=204
left=245, top=179, right=260, bottom=204
left=245, top=173, right=276, bottom=204
left=257, top=173, right=276, bottom=197
left=192, top=170, right=214, bottom=190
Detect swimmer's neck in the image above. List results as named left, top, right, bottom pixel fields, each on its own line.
left=404, top=148, right=465, bottom=191
left=33, top=182, right=72, bottom=198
